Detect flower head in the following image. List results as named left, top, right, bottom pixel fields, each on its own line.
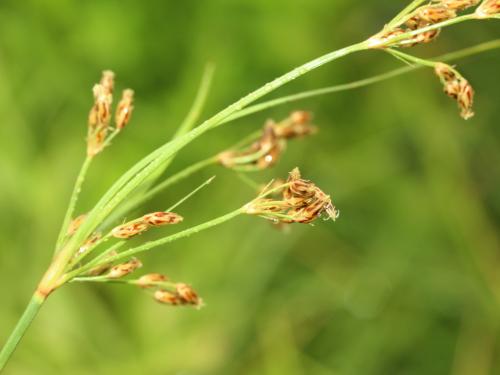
left=244, top=168, right=339, bottom=224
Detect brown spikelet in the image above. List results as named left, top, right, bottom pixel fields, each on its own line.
left=136, top=273, right=168, bottom=288
left=406, top=5, right=456, bottom=30
left=115, top=89, right=134, bottom=130
left=142, top=212, right=183, bottom=226
left=400, top=28, right=441, bottom=47
left=434, top=63, right=475, bottom=119
left=111, top=222, right=149, bottom=239
left=107, top=258, right=142, bottom=279
left=154, top=289, right=182, bottom=305
left=87, top=76, right=113, bottom=156
left=176, top=283, right=201, bottom=306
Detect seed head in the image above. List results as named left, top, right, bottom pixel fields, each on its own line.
left=111, top=222, right=149, bottom=239
left=107, top=258, right=142, bottom=279
left=115, top=89, right=134, bottom=130
left=476, top=0, right=500, bottom=17
left=142, top=212, right=183, bottom=226
left=136, top=273, right=168, bottom=288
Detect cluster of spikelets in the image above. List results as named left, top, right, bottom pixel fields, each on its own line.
left=87, top=70, right=134, bottom=156
left=62, top=71, right=335, bottom=309
left=366, top=0, right=500, bottom=120
left=373, top=0, right=498, bottom=48
left=217, top=111, right=317, bottom=171
left=244, top=168, right=339, bottom=224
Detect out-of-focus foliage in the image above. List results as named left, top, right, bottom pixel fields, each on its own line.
left=0, top=1, right=499, bottom=374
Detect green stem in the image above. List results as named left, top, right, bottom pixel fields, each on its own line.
left=222, top=39, right=500, bottom=124
left=136, top=157, right=218, bottom=210
left=0, top=293, right=46, bottom=372
left=174, top=62, right=216, bottom=138
left=70, top=276, right=177, bottom=289
left=166, top=175, right=216, bottom=212
left=55, top=156, right=92, bottom=251
left=386, top=48, right=437, bottom=68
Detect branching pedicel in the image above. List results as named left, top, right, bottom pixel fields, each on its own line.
left=0, top=0, right=499, bottom=371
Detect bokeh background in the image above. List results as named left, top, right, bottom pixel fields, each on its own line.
left=1, top=1, right=499, bottom=374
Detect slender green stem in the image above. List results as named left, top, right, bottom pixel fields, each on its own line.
left=70, top=276, right=177, bottom=289
left=55, top=156, right=92, bottom=251
left=0, top=293, right=46, bottom=371
left=386, top=48, right=437, bottom=68
left=166, top=176, right=216, bottom=212
left=235, top=172, right=261, bottom=191
left=222, top=39, right=500, bottom=124
left=175, top=63, right=216, bottom=138
left=136, top=157, right=218, bottom=210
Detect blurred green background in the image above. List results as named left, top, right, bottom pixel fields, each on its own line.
left=1, top=1, right=499, bottom=374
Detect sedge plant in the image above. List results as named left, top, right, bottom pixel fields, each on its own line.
left=1, top=0, right=499, bottom=370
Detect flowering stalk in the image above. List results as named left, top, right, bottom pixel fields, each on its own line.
left=1, top=1, right=499, bottom=371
